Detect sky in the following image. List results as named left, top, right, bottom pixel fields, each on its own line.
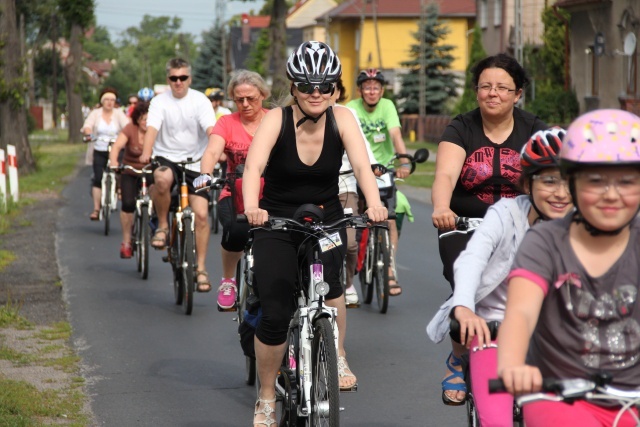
left=94, top=0, right=267, bottom=42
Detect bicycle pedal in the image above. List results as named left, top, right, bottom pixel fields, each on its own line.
left=340, top=383, right=358, bottom=393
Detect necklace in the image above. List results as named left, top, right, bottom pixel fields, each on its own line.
left=241, top=113, right=265, bottom=136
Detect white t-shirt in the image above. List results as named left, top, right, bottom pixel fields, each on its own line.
left=147, top=88, right=216, bottom=169
left=338, top=105, right=377, bottom=195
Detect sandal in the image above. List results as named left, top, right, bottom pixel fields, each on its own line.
left=389, top=276, right=402, bottom=296
left=337, top=355, right=358, bottom=391
left=196, top=270, right=212, bottom=293
left=442, top=352, right=466, bottom=406
left=151, top=228, right=168, bottom=249
left=90, top=209, right=100, bottom=221
left=253, top=397, right=276, bottom=427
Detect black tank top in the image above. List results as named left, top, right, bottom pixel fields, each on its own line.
left=260, top=106, right=344, bottom=220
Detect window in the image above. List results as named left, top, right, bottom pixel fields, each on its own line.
left=480, top=0, right=488, bottom=29
left=494, top=0, right=502, bottom=26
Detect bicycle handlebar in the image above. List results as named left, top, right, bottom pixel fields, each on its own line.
left=113, top=164, right=154, bottom=175
left=438, top=217, right=484, bottom=239
left=236, top=213, right=387, bottom=232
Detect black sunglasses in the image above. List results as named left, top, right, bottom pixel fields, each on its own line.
left=168, top=75, right=189, bottom=82
left=294, top=82, right=334, bottom=95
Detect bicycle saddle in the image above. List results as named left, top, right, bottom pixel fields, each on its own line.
left=293, top=204, right=325, bottom=224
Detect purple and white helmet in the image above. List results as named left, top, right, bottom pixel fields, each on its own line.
left=561, top=109, right=640, bottom=173
left=286, top=41, right=342, bottom=85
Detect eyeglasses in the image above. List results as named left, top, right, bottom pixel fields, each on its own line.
left=476, top=84, right=516, bottom=95
left=532, top=175, right=569, bottom=193
left=233, top=96, right=260, bottom=104
left=362, top=86, right=382, bottom=93
left=294, top=82, right=334, bottom=95
left=576, top=173, right=640, bottom=196
left=168, top=75, right=189, bottom=82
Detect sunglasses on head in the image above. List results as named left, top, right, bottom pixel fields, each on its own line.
left=294, top=82, right=334, bottom=95
left=168, top=75, right=189, bottom=82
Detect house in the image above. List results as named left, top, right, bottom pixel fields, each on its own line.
left=320, top=0, right=476, bottom=98
left=287, top=0, right=338, bottom=42
left=556, top=0, right=640, bottom=114
left=477, top=0, right=557, bottom=58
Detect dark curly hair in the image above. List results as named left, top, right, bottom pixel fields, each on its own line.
left=131, top=101, right=149, bottom=126
left=472, top=53, right=529, bottom=91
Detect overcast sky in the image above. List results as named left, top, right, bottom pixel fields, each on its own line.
left=95, top=0, right=267, bottom=41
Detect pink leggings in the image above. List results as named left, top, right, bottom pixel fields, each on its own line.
left=524, top=400, right=639, bottom=426
left=468, top=337, right=513, bottom=427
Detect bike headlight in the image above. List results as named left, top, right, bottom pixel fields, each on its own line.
left=315, top=281, right=330, bottom=296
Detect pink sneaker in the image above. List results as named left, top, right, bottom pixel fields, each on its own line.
left=217, top=278, right=237, bottom=309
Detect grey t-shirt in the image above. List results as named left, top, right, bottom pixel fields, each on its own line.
left=509, top=215, right=640, bottom=393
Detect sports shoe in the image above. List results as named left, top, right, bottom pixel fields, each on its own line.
left=217, top=278, right=237, bottom=309
left=345, top=286, right=359, bottom=307
left=120, top=242, right=133, bottom=259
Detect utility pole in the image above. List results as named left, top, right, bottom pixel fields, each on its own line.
left=418, top=0, right=426, bottom=141
left=372, top=0, right=382, bottom=70
left=51, top=13, right=58, bottom=129
left=514, top=0, right=523, bottom=64
left=216, top=0, right=227, bottom=88
left=354, top=0, right=367, bottom=97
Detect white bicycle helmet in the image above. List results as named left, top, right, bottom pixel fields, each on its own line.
left=286, top=41, right=341, bottom=85
left=137, top=87, right=154, bottom=102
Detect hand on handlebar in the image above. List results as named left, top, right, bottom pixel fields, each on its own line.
left=364, top=205, right=388, bottom=223
left=453, top=306, right=493, bottom=349
left=498, top=365, right=543, bottom=395
left=395, top=164, right=410, bottom=179
left=193, top=174, right=212, bottom=189
left=244, top=207, right=269, bottom=226
left=432, top=207, right=457, bottom=230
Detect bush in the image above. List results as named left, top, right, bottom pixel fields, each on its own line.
left=528, top=85, right=579, bottom=126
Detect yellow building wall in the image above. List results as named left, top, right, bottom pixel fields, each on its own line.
left=329, top=16, right=471, bottom=95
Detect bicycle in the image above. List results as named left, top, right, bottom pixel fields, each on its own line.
left=242, top=208, right=374, bottom=426
left=209, top=162, right=224, bottom=234
left=489, top=373, right=640, bottom=427
left=358, top=148, right=429, bottom=313
left=85, top=136, right=118, bottom=235
left=162, top=158, right=200, bottom=315
left=117, top=164, right=154, bottom=280
left=235, top=235, right=257, bottom=386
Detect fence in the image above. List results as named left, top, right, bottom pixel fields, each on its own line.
left=400, top=114, right=452, bottom=143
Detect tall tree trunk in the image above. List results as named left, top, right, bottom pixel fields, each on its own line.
left=268, top=0, right=289, bottom=101
left=64, top=23, right=83, bottom=143
left=0, top=0, right=35, bottom=173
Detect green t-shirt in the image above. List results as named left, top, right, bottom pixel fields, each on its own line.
left=346, top=98, right=401, bottom=166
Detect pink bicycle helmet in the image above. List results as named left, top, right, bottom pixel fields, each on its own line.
left=521, top=126, right=565, bottom=175
left=560, top=109, right=640, bottom=173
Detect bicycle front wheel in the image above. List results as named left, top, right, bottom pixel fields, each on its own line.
left=359, top=229, right=374, bottom=304
left=139, top=208, right=150, bottom=279
left=310, top=318, right=339, bottom=426
left=374, top=228, right=390, bottom=314
left=103, top=173, right=112, bottom=236
left=170, top=216, right=183, bottom=306
left=181, top=217, right=196, bottom=315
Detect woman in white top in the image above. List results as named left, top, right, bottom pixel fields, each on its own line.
left=82, top=87, right=130, bottom=220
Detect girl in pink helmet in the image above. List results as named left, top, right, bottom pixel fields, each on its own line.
left=498, top=109, right=640, bottom=426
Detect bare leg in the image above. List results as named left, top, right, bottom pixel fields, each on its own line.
left=387, top=220, right=401, bottom=296
left=325, top=296, right=356, bottom=389
left=254, top=339, right=286, bottom=426
left=442, top=339, right=467, bottom=403
left=150, top=168, right=172, bottom=248
left=121, top=211, right=134, bottom=244
left=92, top=186, right=101, bottom=212
left=221, top=248, right=242, bottom=279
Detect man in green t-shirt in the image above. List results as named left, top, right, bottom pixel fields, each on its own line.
left=346, top=69, right=410, bottom=296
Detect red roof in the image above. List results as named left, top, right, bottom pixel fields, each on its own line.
left=324, top=0, right=475, bottom=18
left=554, top=0, right=608, bottom=7
left=240, top=14, right=271, bottom=28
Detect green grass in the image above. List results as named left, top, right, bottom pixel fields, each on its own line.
left=0, top=250, right=16, bottom=272
left=0, top=302, right=33, bottom=330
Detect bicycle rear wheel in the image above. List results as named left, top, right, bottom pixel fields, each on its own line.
left=359, top=229, right=374, bottom=304
left=374, top=228, right=390, bottom=314
left=236, top=255, right=256, bottom=385
left=181, top=217, right=196, bottom=315
left=310, top=318, right=339, bottom=426
left=139, top=208, right=150, bottom=279
left=103, top=173, right=112, bottom=236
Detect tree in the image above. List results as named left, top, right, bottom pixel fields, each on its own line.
left=192, top=24, right=226, bottom=91
left=245, top=28, right=270, bottom=77
left=84, top=26, right=116, bottom=61
left=451, top=24, right=487, bottom=115
left=398, top=3, right=458, bottom=115
left=0, top=0, right=36, bottom=173
left=58, top=0, right=94, bottom=143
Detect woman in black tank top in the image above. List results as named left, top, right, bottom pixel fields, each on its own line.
left=242, top=41, right=388, bottom=426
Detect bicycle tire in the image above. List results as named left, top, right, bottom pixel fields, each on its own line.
left=235, top=256, right=256, bottom=385
left=210, top=189, right=220, bottom=234
left=466, top=393, right=479, bottom=427
left=139, top=208, right=150, bottom=280
left=170, top=217, right=183, bottom=306
left=374, top=228, right=390, bottom=314
left=276, top=367, right=303, bottom=427
left=133, top=210, right=141, bottom=272
left=181, top=217, right=195, bottom=315
left=359, top=230, right=374, bottom=304
left=310, top=318, right=340, bottom=426
left=103, top=173, right=112, bottom=236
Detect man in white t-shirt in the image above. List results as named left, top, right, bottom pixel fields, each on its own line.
left=141, top=57, right=217, bottom=293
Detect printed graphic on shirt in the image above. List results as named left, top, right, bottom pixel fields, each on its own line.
left=360, top=118, right=387, bottom=136
left=459, top=146, right=521, bottom=204
left=558, top=278, right=640, bottom=369
left=225, top=140, right=250, bottom=175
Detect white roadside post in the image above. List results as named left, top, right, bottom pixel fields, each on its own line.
left=7, top=144, right=19, bottom=202
left=0, top=149, right=6, bottom=212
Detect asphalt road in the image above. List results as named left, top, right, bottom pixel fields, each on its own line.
left=57, top=166, right=467, bottom=426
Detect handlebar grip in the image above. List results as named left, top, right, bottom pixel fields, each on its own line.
left=236, top=214, right=248, bottom=223
left=489, top=379, right=507, bottom=393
